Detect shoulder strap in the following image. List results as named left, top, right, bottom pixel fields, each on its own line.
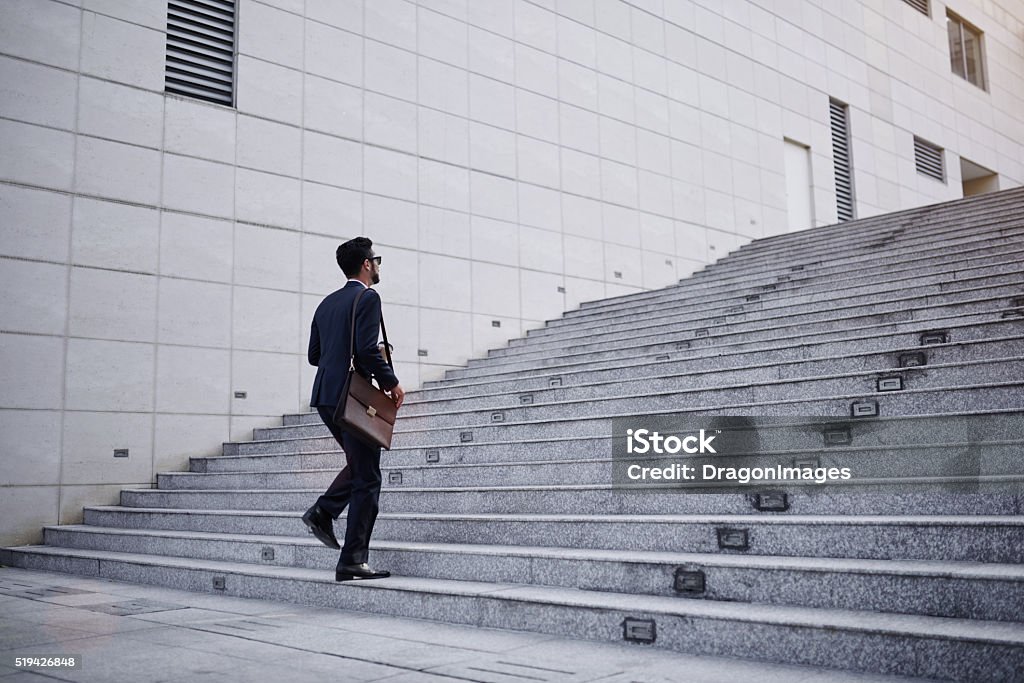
left=347, top=287, right=366, bottom=371
left=347, top=287, right=395, bottom=371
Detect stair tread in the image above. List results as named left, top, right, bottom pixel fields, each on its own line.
left=123, top=473, right=1024, bottom=494
left=41, top=524, right=1024, bottom=579
left=84, top=505, right=1024, bottom=525
left=6, top=544, right=1023, bottom=645
left=172, top=437, right=1024, bottom=476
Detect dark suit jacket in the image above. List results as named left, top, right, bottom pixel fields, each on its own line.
left=308, top=280, right=399, bottom=408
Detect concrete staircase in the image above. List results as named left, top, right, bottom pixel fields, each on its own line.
left=5, top=187, right=1024, bottom=680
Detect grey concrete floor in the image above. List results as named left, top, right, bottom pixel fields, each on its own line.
left=0, top=566, right=938, bottom=683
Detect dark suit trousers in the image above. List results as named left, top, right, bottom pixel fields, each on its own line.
left=314, top=405, right=383, bottom=566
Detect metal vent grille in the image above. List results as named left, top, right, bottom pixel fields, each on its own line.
left=165, top=0, right=236, bottom=106
left=902, top=0, right=929, bottom=15
left=914, top=137, right=945, bottom=182
left=829, top=98, right=855, bottom=221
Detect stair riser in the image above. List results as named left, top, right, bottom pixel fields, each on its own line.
left=687, top=210, right=1024, bottom=283
left=531, top=261, right=1024, bottom=347
left=445, top=312, right=1019, bottom=380
left=232, top=385, right=1024, bottom=456
left=706, top=196, right=1022, bottom=262
left=501, top=275, right=1024, bottom=357
left=117, top=486, right=1024, bottom=522
left=263, top=383, right=1024, bottom=440
left=576, top=206, right=1024, bottom=311
left=713, top=192, right=1023, bottom=260
left=391, top=338, right=1024, bottom=406
left=349, top=359, right=1024, bottom=425
left=483, top=295, right=1015, bottom=366
left=168, top=444, right=1024, bottom=490
left=564, top=220, right=1024, bottom=322
left=1, top=548, right=1016, bottom=680
left=81, top=507, right=1024, bottom=560
left=533, top=251, right=1024, bottom=344
left=39, top=528, right=1022, bottom=622
left=225, top=411, right=1024, bottom=468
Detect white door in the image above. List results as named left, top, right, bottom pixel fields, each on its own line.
left=783, top=139, right=814, bottom=232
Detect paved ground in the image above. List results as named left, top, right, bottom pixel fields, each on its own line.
left=0, top=566, right=937, bottom=683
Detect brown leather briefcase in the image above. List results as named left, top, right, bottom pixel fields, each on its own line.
left=332, top=288, right=398, bottom=449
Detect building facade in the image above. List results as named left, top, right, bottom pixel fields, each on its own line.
left=1, top=0, right=1022, bottom=545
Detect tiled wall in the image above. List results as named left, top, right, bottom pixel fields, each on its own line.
left=1, top=0, right=1022, bottom=544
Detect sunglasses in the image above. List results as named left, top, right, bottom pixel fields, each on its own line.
left=367, top=255, right=382, bottom=265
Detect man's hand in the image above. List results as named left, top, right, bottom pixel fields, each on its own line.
left=388, top=383, right=405, bottom=409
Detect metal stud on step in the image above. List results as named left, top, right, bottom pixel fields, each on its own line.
left=877, top=377, right=904, bottom=392
left=425, top=449, right=440, bottom=463
left=459, top=431, right=473, bottom=443
left=717, top=527, right=749, bottom=550
left=491, top=412, right=505, bottom=423
left=673, top=568, right=706, bottom=594
left=823, top=427, right=852, bottom=446
left=850, top=400, right=879, bottom=418
left=261, top=547, right=274, bottom=561
left=622, top=617, right=657, bottom=643
left=388, top=471, right=403, bottom=485
left=899, top=352, right=927, bottom=367
left=920, top=330, right=949, bottom=345
left=752, top=491, right=788, bottom=511
left=519, top=394, right=534, bottom=405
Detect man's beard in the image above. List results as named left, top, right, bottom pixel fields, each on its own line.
left=371, top=272, right=380, bottom=284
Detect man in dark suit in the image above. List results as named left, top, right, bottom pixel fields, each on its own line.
left=303, top=237, right=405, bottom=581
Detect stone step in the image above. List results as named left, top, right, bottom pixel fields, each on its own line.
left=602, top=194, right=1024, bottom=303
left=375, top=336, right=1024, bottom=407
left=170, top=440, right=1024, bottom=490
left=38, top=506, right=1024, bottom=562
left=720, top=187, right=1024, bottom=259
left=35, top=524, right=1024, bottom=622
left=115, top=476, right=1024, bottom=519
left=561, top=209, right=1024, bottom=324
left=446, top=306, right=1021, bottom=381
left=232, top=382, right=1024, bottom=455
left=1, top=545, right=1020, bottom=679
left=263, top=362, right=1024, bottom=438
left=231, top=411, right=1024, bottom=471
left=390, top=353, right=1024, bottom=421
left=234, top=409, right=1024, bottom=466
left=545, top=231, right=1024, bottom=337
left=510, top=255, right=1024, bottom=352
left=445, top=317, right=1024, bottom=387
left=482, top=288, right=1023, bottom=366
left=700, top=188, right=1024, bottom=274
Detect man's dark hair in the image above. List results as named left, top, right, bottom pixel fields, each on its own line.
left=337, top=237, right=374, bottom=278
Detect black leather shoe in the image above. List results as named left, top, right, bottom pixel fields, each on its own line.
left=301, top=504, right=340, bottom=550
left=335, top=563, right=390, bottom=581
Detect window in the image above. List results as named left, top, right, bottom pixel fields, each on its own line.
left=914, top=137, right=945, bottom=182
left=901, top=0, right=929, bottom=16
left=947, top=11, right=985, bottom=90
left=165, top=0, right=237, bottom=106
left=829, top=99, right=855, bottom=221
